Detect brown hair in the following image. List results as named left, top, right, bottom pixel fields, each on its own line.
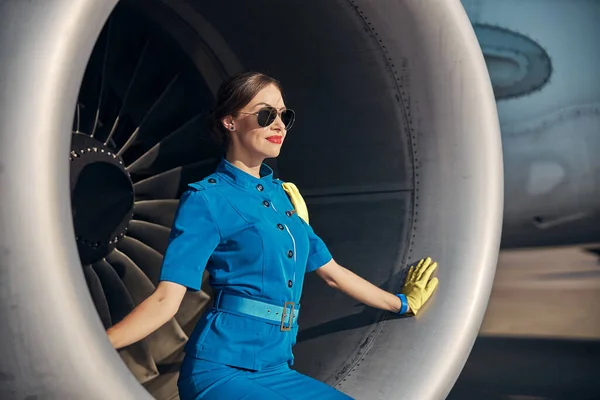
left=210, top=71, right=284, bottom=150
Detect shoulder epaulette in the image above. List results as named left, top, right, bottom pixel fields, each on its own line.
left=188, top=175, right=220, bottom=191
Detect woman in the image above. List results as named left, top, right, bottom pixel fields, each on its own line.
left=107, top=72, right=439, bottom=399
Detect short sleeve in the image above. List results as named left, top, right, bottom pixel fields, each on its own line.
left=303, top=220, right=333, bottom=273
left=159, top=189, right=220, bottom=291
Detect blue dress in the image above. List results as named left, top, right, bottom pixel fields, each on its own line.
left=159, top=158, right=353, bottom=399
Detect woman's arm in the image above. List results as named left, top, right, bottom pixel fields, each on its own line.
left=315, top=259, right=407, bottom=313
left=315, top=257, right=439, bottom=316
left=106, top=281, right=187, bottom=349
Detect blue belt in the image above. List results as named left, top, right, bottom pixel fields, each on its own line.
left=213, top=291, right=300, bottom=332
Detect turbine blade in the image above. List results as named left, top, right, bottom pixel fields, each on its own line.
left=126, top=113, right=219, bottom=180
left=104, top=41, right=149, bottom=146
left=106, top=250, right=188, bottom=364
left=82, top=264, right=111, bottom=329
left=133, top=159, right=219, bottom=200
left=90, top=19, right=112, bottom=138
left=141, top=353, right=182, bottom=400
left=117, top=74, right=182, bottom=159
left=118, top=340, right=159, bottom=385
left=92, top=259, right=134, bottom=324
left=105, top=250, right=155, bottom=303
left=126, top=220, right=171, bottom=255
left=133, top=199, right=180, bottom=228
left=116, top=235, right=163, bottom=286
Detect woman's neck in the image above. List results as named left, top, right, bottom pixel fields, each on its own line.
left=225, top=149, right=264, bottom=178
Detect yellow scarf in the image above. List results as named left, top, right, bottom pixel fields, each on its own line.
left=281, top=182, right=309, bottom=224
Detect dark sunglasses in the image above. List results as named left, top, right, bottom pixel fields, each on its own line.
left=240, top=107, right=296, bottom=131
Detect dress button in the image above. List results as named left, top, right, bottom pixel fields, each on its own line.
left=208, top=178, right=216, bottom=184
left=285, top=211, right=292, bottom=217
left=256, top=184, right=264, bottom=191
left=287, top=250, right=294, bottom=258
left=288, top=280, right=293, bottom=288
left=277, top=223, right=284, bottom=230
left=263, top=200, right=270, bottom=207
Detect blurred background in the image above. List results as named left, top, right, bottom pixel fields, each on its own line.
left=446, top=2, right=600, bottom=398
left=447, top=245, right=600, bottom=400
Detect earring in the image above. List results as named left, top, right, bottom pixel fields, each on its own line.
left=229, top=125, right=235, bottom=131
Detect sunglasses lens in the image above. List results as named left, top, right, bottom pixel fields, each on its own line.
left=257, top=108, right=277, bottom=127
left=281, top=109, right=295, bottom=130
left=256, top=107, right=295, bottom=130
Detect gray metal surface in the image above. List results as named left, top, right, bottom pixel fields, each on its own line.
left=0, top=0, right=503, bottom=399
left=0, top=0, right=153, bottom=399
left=329, top=1, right=504, bottom=399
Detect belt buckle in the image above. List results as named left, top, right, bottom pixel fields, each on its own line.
left=280, top=301, right=295, bottom=332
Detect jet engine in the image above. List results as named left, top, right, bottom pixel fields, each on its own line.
left=0, top=0, right=503, bottom=399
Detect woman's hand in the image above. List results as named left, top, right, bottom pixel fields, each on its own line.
left=106, top=280, right=187, bottom=349
left=400, top=257, right=439, bottom=315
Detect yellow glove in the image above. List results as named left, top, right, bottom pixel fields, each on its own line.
left=400, top=257, right=439, bottom=315
left=282, top=182, right=309, bottom=224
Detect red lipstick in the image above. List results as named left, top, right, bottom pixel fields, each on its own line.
left=266, top=136, right=283, bottom=144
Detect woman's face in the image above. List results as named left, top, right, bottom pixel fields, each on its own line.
left=223, top=84, right=288, bottom=161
